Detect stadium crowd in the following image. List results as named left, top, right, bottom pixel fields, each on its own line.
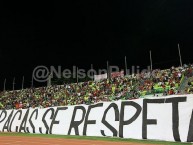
left=0, top=64, right=193, bottom=110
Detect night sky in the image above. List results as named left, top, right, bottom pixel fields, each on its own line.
left=1, top=1, right=193, bottom=90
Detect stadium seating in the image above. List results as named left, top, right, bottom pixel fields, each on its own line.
left=0, top=64, right=193, bottom=109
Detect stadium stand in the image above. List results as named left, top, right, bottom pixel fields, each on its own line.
left=0, top=64, right=193, bottom=110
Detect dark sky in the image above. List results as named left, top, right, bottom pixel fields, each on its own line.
left=1, top=0, right=193, bottom=90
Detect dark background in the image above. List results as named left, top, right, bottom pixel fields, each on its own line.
left=1, top=1, right=193, bottom=90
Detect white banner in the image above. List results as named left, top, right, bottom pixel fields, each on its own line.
left=94, top=73, right=107, bottom=81
left=0, top=95, right=193, bottom=143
